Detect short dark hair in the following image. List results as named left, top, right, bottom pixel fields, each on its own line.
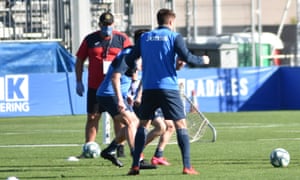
left=99, top=12, right=114, bottom=26
left=133, top=29, right=150, bottom=44
left=157, top=8, right=176, bottom=25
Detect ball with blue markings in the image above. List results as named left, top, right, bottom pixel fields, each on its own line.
left=82, top=141, right=101, bottom=158
left=270, top=148, right=290, bottom=168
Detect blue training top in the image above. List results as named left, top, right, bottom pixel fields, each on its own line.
left=96, top=47, right=133, bottom=97
left=126, top=26, right=206, bottom=91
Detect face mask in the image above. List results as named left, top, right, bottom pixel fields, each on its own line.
left=101, top=26, right=113, bottom=37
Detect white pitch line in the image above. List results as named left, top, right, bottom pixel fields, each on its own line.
left=1, top=130, right=82, bottom=135
left=0, top=144, right=82, bottom=148
left=257, top=138, right=300, bottom=141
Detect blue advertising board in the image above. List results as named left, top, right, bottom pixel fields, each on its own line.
left=1, top=66, right=300, bottom=117
left=178, top=67, right=280, bottom=112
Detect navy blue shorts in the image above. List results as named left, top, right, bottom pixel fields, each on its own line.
left=139, top=89, right=185, bottom=121
left=133, top=106, right=164, bottom=120
left=97, top=95, right=133, bottom=117
left=87, top=88, right=100, bottom=114
left=153, top=108, right=164, bottom=119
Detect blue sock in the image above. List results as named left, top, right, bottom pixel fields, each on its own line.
left=176, top=128, right=191, bottom=168
left=154, top=148, right=163, bottom=158
left=132, top=127, right=147, bottom=167
left=130, top=148, right=134, bottom=157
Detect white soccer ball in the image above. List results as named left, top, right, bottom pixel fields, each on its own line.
left=7, top=177, right=19, bottom=180
left=82, top=141, right=101, bottom=158
left=270, top=148, right=290, bottom=168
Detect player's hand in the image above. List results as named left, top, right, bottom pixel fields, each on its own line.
left=202, top=55, right=210, bottom=65
left=133, top=97, right=141, bottom=107
left=76, top=81, right=84, bottom=96
left=133, top=101, right=141, bottom=108
left=127, top=96, right=134, bottom=106
left=176, top=60, right=186, bottom=70
left=118, top=100, right=127, bottom=113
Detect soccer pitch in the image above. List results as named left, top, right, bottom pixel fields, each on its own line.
left=0, top=111, right=299, bottom=180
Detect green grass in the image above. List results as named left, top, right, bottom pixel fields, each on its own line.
left=0, top=111, right=300, bottom=180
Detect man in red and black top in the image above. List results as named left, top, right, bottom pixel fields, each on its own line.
left=75, top=11, right=132, bottom=158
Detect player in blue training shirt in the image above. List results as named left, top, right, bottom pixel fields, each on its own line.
left=96, top=29, right=157, bottom=169
left=125, top=8, right=210, bottom=175
left=95, top=45, right=136, bottom=168
left=130, top=56, right=186, bottom=166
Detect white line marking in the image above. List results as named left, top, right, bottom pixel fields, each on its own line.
left=216, top=124, right=300, bottom=129
left=257, top=138, right=300, bottom=141
left=0, top=130, right=82, bottom=135
left=0, top=144, right=82, bottom=148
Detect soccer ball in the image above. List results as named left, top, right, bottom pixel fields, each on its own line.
left=270, top=148, right=290, bottom=168
left=6, top=177, right=19, bottom=180
left=82, top=141, right=101, bottom=158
